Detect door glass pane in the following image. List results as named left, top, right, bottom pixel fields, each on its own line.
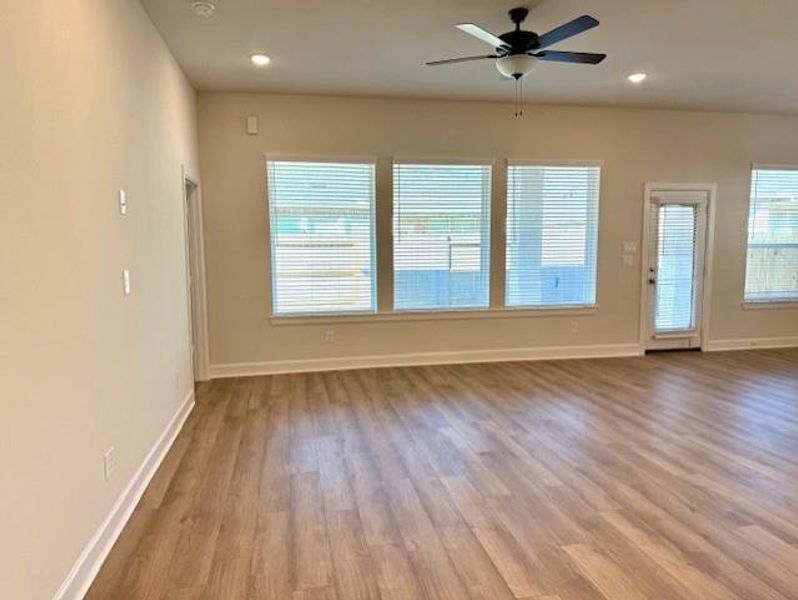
left=655, top=204, right=697, bottom=331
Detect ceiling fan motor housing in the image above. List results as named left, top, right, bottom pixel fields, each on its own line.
left=498, top=30, right=540, bottom=54
left=499, top=7, right=539, bottom=56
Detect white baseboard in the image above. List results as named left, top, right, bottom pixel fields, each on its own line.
left=209, top=343, right=644, bottom=378
left=53, top=390, right=195, bottom=600
left=703, top=336, right=798, bottom=352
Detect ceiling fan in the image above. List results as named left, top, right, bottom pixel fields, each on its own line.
left=427, top=7, right=606, bottom=81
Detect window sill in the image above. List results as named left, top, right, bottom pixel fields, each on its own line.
left=741, top=300, right=798, bottom=310
left=270, top=305, right=599, bottom=326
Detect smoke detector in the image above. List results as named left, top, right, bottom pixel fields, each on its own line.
left=191, top=1, right=215, bottom=17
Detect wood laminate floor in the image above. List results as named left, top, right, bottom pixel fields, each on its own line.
left=88, top=349, right=798, bottom=599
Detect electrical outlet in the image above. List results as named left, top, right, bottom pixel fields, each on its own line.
left=104, top=447, right=116, bottom=482
left=570, top=321, right=579, bottom=334
left=623, top=254, right=635, bottom=267
left=122, top=269, right=131, bottom=296
left=324, top=330, right=335, bottom=343
left=118, top=189, right=128, bottom=215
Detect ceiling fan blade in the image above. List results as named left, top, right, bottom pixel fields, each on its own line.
left=534, top=50, right=606, bottom=64
left=426, top=54, right=498, bottom=66
left=456, top=23, right=509, bottom=49
left=537, top=15, right=600, bottom=49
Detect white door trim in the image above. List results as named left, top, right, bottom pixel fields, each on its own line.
left=639, top=182, right=717, bottom=350
left=182, top=166, right=211, bottom=381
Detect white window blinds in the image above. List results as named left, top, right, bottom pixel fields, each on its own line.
left=651, top=202, right=703, bottom=331
left=393, top=162, right=492, bottom=311
left=745, top=168, right=798, bottom=302
left=506, top=163, right=600, bottom=307
left=267, top=159, right=376, bottom=316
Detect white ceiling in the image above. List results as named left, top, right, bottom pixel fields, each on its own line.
left=141, top=0, right=798, bottom=114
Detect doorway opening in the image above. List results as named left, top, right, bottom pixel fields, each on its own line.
left=183, top=175, right=210, bottom=381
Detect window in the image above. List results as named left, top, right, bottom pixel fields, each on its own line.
left=505, top=163, right=600, bottom=307
left=267, top=158, right=376, bottom=315
left=393, top=161, right=492, bottom=311
left=744, top=167, right=798, bottom=302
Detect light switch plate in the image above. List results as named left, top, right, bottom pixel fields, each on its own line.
left=122, top=269, right=131, bottom=296
left=119, top=190, right=128, bottom=215
left=623, top=241, right=637, bottom=254
left=623, top=254, right=635, bottom=267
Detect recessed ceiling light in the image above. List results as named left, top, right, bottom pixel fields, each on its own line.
left=627, top=72, right=648, bottom=84
left=251, top=54, right=271, bottom=67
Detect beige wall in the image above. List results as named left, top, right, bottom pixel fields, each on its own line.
left=0, top=1, right=198, bottom=598
left=198, top=92, right=798, bottom=369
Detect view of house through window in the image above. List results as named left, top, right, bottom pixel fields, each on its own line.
left=745, top=167, right=798, bottom=302
left=506, top=163, right=601, bottom=308
left=266, top=159, right=376, bottom=315
left=393, top=162, right=492, bottom=311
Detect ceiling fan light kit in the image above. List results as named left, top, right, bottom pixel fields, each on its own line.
left=496, top=54, right=538, bottom=79
left=427, top=7, right=606, bottom=116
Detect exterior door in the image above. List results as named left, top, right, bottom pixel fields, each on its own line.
left=644, top=190, right=708, bottom=350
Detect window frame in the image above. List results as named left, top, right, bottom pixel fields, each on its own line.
left=504, top=158, right=603, bottom=310
left=743, top=163, right=798, bottom=306
left=265, top=154, right=378, bottom=318
left=391, top=157, right=494, bottom=313
left=265, top=154, right=604, bottom=325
